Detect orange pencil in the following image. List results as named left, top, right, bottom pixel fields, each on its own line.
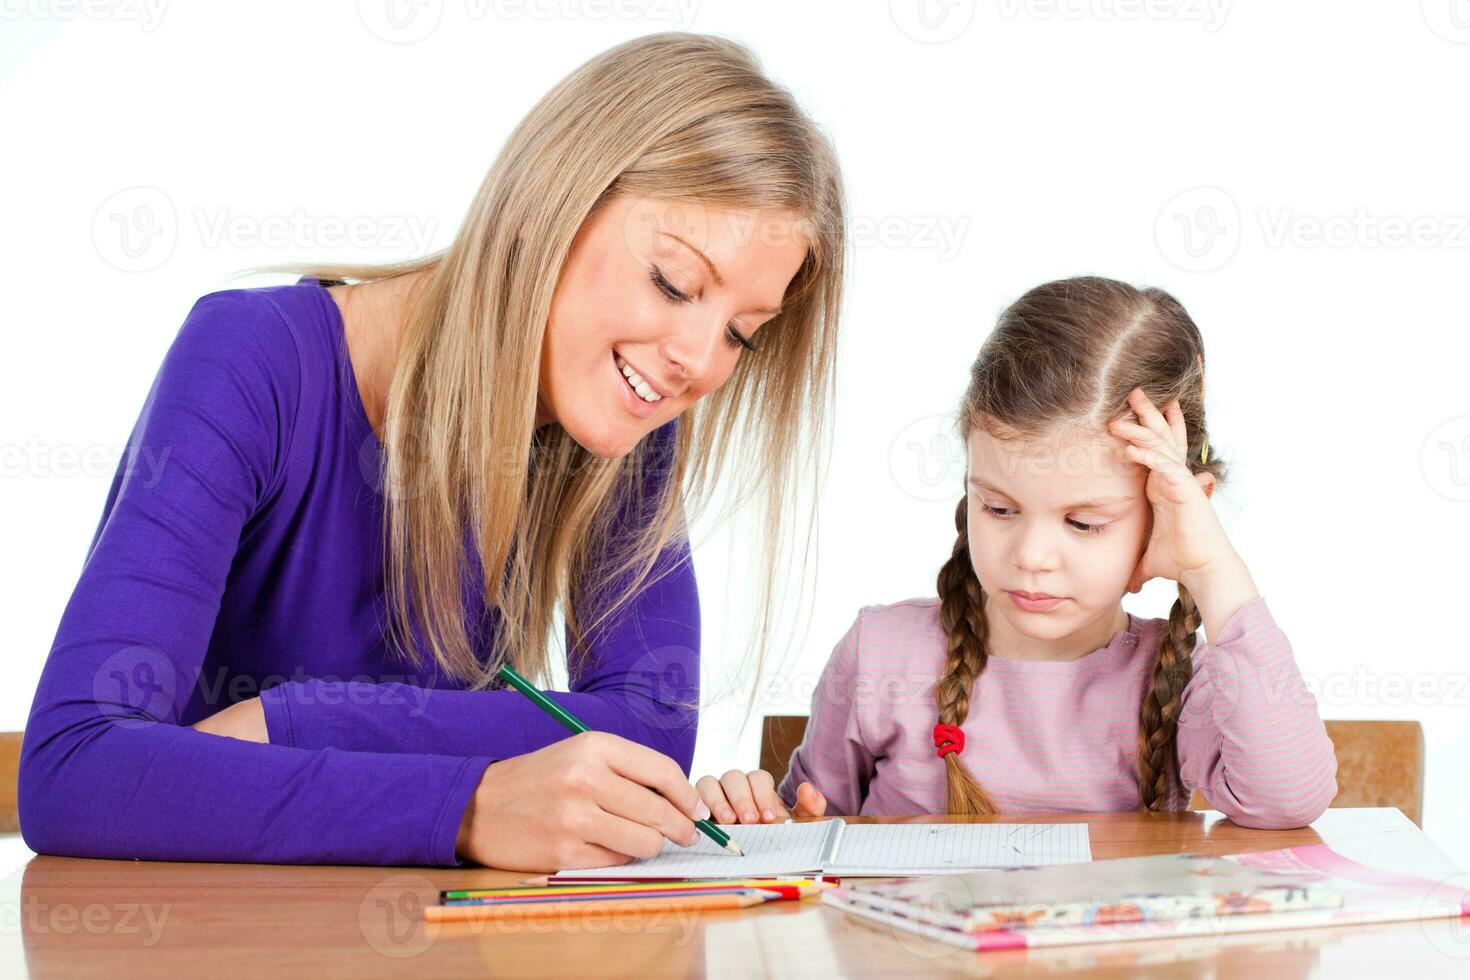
left=425, top=891, right=775, bottom=922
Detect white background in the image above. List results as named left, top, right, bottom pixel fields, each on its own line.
left=3, top=1, right=1468, bottom=868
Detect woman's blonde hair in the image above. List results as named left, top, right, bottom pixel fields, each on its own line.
left=246, top=33, right=844, bottom=690
left=936, top=277, right=1226, bottom=814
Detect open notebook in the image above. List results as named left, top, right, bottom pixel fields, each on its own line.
left=552, top=820, right=1092, bottom=880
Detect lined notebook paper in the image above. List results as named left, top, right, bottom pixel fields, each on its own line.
left=553, top=821, right=1091, bottom=880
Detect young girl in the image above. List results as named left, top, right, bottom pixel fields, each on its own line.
left=697, top=277, right=1337, bottom=830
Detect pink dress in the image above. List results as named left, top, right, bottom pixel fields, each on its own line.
left=777, top=596, right=1337, bottom=829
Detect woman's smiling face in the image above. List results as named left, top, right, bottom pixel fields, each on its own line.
left=538, top=195, right=809, bottom=458
left=965, top=423, right=1153, bottom=655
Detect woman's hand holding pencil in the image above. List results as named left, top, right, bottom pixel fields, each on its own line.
left=455, top=729, right=713, bottom=872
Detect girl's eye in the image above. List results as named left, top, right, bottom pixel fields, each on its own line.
left=650, top=266, right=757, bottom=353
left=981, top=504, right=1106, bottom=535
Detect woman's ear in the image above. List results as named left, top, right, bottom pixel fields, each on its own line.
left=1197, top=471, right=1218, bottom=499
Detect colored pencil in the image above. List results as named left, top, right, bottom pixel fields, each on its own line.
left=443, top=878, right=826, bottom=901
left=425, top=890, right=774, bottom=922
left=443, top=883, right=820, bottom=904
left=496, top=663, right=742, bottom=855
left=444, top=887, right=787, bottom=907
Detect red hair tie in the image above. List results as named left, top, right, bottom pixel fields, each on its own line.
left=933, top=723, right=965, bottom=759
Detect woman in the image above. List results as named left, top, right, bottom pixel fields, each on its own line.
left=20, top=33, right=845, bottom=872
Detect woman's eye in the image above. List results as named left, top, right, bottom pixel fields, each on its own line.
left=653, top=266, right=757, bottom=353
left=650, top=266, right=691, bottom=304
left=725, top=325, right=756, bottom=352
left=980, top=504, right=1012, bottom=518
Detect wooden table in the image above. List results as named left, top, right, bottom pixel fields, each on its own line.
left=2, top=808, right=1465, bottom=978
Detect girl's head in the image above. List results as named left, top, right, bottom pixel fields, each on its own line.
left=269, top=33, right=844, bottom=687
left=935, top=276, right=1227, bottom=813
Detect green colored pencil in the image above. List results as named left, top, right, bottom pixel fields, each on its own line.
left=496, top=663, right=743, bottom=856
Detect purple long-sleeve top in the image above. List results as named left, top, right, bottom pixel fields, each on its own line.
left=19, top=277, right=700, bottom=866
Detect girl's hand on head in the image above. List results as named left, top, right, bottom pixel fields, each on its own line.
left=1108, top=388, right=1238, bottom=592
left=695, top=770, right=827, bottom=823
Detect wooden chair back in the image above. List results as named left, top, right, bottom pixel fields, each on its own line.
left=0, top=732, right=22, bottom=833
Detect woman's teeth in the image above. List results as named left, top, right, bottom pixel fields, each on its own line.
left=616, top=355, right=663, bottom=403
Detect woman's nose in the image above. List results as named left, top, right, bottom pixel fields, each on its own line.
left=657, top=313, right=726, bottom=389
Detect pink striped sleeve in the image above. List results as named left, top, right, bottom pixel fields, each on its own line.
left=776, top=613, right=875, bottom=816
left=1176, top=596, right=1338, bottom=829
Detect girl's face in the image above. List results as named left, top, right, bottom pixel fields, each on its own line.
left=965, top=424, right=1152, bottom=657
left=539, top=195, right=809, bottom=458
